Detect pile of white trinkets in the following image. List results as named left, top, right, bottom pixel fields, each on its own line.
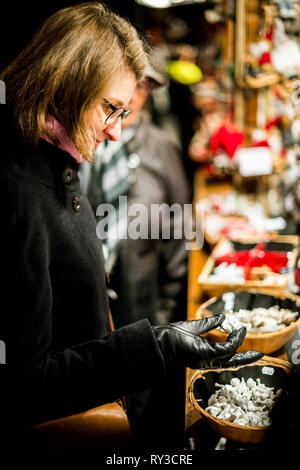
left=205, top=377, right=282, bottom=426
left=219, top=305, right=297, bottom=333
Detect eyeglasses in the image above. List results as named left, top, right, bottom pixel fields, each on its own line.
left=102, top=99, right=131, bottom=126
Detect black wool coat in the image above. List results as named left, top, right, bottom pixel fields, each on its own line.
left=0, top=107, right=165, bottom=430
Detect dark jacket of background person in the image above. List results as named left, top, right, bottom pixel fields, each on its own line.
left=81, top=111, right=190, bottom=328
left=0, top=107, right=165, bottom=438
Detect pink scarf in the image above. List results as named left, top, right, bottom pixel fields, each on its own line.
left=42, top=115, right=83, bottom=163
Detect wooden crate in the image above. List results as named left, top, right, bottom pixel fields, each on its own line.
left=197, top=235, right=299, bottom=297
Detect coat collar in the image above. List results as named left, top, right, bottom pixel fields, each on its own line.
left=42, top=114, right=83, bottom=164
left=0, top=105, right=80, bottom=191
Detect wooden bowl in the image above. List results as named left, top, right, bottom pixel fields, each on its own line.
left=196, top=289, right=300, bottom=354
left=188, top=356, right=292, bottom=444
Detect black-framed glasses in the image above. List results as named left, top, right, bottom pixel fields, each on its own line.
left=103, top=99, right=131, bottom=126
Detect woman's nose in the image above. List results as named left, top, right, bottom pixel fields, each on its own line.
left=104, top=118, right=122, bottom=141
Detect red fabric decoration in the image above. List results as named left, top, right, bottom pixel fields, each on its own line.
left=215, top=242, right=288, bottom=280
left=210, top=125, right=244, bottom=158
left=262, top=25, right=273, bottom=42
left=258, top=51, right=271, bottom=65
left=251, top=140, right=270, bottom=148
left=265, top=117, right=281, bottom=130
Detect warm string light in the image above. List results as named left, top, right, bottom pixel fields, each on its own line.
left=135, top=0, right=206, bottom=9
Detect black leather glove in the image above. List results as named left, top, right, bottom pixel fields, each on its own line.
left=153, top=314, right=263, bottom=369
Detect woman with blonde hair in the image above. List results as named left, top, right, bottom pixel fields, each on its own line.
left=0, top=2, right=261, bottom=452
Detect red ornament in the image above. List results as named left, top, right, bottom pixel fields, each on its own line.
left=258, top=51, right=271, bottom=65
left=215, top=242, right=288, bottom=280
left=210, top=125, right=245, bottom=159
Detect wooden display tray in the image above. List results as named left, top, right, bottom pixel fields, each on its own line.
left=197, top=235, right=299, bottom=297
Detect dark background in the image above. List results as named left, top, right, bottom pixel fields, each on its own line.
left=0, top=1, right=136, bottom=68
left=0, top=0, right=209, bottom=68
left=0, top=1, right=154, bottom=67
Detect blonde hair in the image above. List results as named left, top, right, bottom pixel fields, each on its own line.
left=0, top=2, right=148, bottom=161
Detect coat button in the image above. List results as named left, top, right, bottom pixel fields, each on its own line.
left=128, top=173, right=137, bottom=185
left=72, top=197, right=81, bottom=213
left=62, top=168, right=74, bottom=184
left=127, top=153, right=141, bottom=169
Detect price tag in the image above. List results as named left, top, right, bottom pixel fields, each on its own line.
left=262, top=366, right=275, bottom=376
left=222, top=292, right=235, bottom=311
left=237, top=147, right=273, bottom=177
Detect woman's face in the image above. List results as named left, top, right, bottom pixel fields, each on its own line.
left=86, top=70, right=136, bottom=146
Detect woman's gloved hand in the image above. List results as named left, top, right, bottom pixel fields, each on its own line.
left=153, top=314, right=263, bottom=369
